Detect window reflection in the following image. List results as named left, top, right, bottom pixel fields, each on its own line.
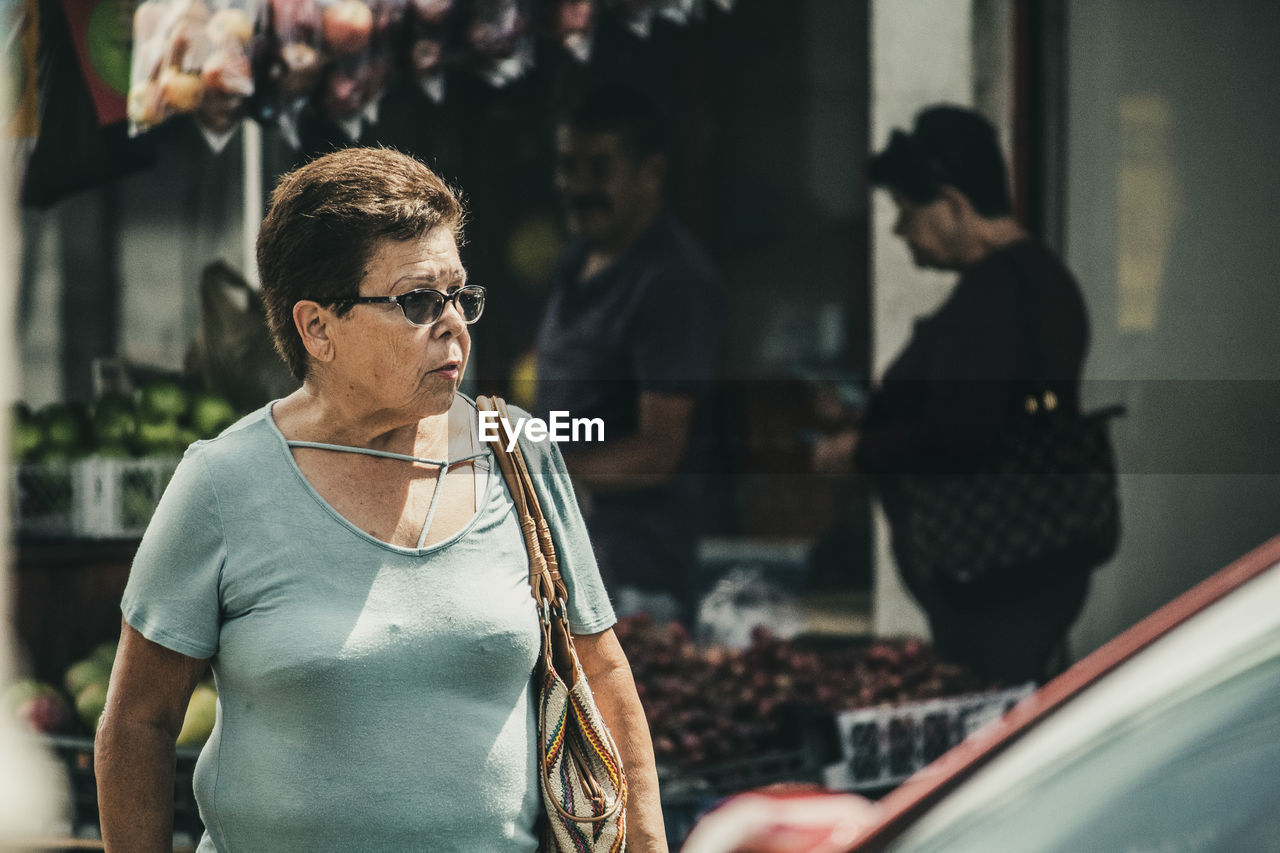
left=1116, top=93, right=1180, bottom=333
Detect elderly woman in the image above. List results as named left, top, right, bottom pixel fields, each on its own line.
left=814, top=106, right=1094, bottom=685
left=95, top=148, right=667, bottom=852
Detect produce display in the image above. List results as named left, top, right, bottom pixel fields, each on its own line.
left=122, top=0, right=737, bottom=143
left=4, top=640, right=219, bottom=748
left=7, top=615, right=984, bottom=801
left=11, top=382, right=239, bottom=463
left=128, top=0, right=257, bottom=143
left=614, top=615, right=995, bottom=771
left=11, top=383, right=242, bottom=537
left=405, top=0, right=452, bottom=101
left=555, top=0, right=595, bottom=61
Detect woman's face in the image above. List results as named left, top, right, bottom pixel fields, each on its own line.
left=328, top=226, right=471, bottom=419
left=891, top=191, right=962, bottom=270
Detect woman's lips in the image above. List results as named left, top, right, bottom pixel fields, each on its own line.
left=432, top=362, right=460, bottom=379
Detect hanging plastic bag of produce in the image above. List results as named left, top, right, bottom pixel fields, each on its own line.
left=250, top=0, right=323, bottom=148
left=554, top=0, right=594, bottom=62
left=609, top=0, right=654, bottom=38
left=405, top=0, right=453, bottom=102
left=128, top=0, right=207, bottom=133
left=128, top=0, right=258, bottom=149
left=467, top=0, right=532, bottom=88
left=193, top=0, right=258, bottom=150
left=315, top=0, right=404, bottom=139
left=655, top=0, right=696, bottom=26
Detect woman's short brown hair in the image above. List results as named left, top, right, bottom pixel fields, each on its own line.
left=256, top=147, right=467, bottom=381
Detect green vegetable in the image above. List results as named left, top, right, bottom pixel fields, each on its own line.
left=189, top=393, right=238, bottom=438
left=139, top=381, right=190, bottom=421
left=36, top=402, right=90, bottom=451
left=135, top=415, right=180, bottom=454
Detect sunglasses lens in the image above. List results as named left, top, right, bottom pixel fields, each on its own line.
left=456, top=286, right=485, bottom=323
left=401, top=290, right=444, bottom=326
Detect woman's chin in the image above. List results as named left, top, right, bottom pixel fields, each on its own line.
left=413, top=379, right=459, bottom=415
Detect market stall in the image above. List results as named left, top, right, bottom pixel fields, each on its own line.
left=0, top=2, right=1028, bottom=848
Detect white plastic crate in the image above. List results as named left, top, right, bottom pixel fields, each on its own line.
left=821, top=683, right=1035, bottom=792
left=13, top=456, right=180, bottom=539
left=12, top=459, right=75, bottom=536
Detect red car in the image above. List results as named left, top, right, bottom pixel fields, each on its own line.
left=682, top=533, right=1280, bottom=853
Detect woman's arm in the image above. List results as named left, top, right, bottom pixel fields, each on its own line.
left=574, top=628, right=668, bottom=853
left=95, top=619, right=210, bottom=852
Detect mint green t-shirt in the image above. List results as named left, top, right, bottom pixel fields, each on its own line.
left=121, top=398, right=616, bottom=852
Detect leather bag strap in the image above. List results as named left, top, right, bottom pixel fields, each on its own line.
left=476, top=396, right=579, bottom=682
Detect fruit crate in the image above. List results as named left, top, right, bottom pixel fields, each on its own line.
left=12, top=456, right=181, bottom=539
left=663, top=748, right=825, bottom=800
left=36, top=734, right=204, bottom=845
left=820, top=683, right=1036, bottom=793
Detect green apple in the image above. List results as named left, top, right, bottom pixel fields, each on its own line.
left=139, top=381, right=190, bottom=421
left=75, top=681, right=109, bottom=734
left=90, top=641, right=119, bottom=670
left=136, top=415, right=180, bottom=454
left=64, top=658, right=112, bottom=697
left=92, top=407, right=137, bottom=447
left=11, top=421, right=43, bottom=460
left=189, top=393, right=238, bottom=439
left=3, top=678, right=59, bottom=713
left=37, top=402, right=90, bottom=451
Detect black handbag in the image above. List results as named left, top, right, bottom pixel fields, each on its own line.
left=894, top=256, right=1124, bottom=595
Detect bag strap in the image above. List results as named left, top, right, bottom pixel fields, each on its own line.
left=476, top=396, right=578, bottom=682
left=1003, top=247, right=1128, bottom=424
left=1005, top=242, right=1069, bottom=415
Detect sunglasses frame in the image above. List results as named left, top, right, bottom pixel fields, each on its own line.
left=311, top=284, right=486, bottom=327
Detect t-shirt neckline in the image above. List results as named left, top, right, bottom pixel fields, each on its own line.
left=263, top=397, right=498, bottom=556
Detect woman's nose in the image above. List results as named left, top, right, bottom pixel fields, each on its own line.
left=432, top=298, right=467, bottom=336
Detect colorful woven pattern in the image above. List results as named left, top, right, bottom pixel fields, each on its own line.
left=539, top=660, right=628, bottom=853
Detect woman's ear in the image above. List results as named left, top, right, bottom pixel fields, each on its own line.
left=293, top=300, right=335, bottom=364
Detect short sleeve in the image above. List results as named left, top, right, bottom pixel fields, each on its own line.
left=629, top=266, right=722, bottom=396
left=120, top=446, right=227, bottom=659
left=511, top=409, right=617, bottom=635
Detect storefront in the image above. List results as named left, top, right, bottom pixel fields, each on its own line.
left=5, top=0, right=1279, bottom=848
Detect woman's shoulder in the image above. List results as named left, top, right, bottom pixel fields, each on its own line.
left=180, top=404, right=279, bottom=470
left=469, top=395, right=567, bottom=476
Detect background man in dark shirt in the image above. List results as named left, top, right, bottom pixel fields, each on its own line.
left=815, top=105, right=1093, bottom=683
left=534, top=86, right=722, bottom=625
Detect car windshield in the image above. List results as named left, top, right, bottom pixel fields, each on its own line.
left=883, top=562, right=1280, bottom=853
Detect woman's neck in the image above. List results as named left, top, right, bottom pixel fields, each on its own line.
left=958, top=217, right=1029, bottom=267
left=276, top=384, right=453, bottom=457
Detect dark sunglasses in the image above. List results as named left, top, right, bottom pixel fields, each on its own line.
left=312, top=284, right=486, bottom=327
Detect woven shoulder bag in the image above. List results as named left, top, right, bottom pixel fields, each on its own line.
left=477, top=396, right=628, bottom=853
